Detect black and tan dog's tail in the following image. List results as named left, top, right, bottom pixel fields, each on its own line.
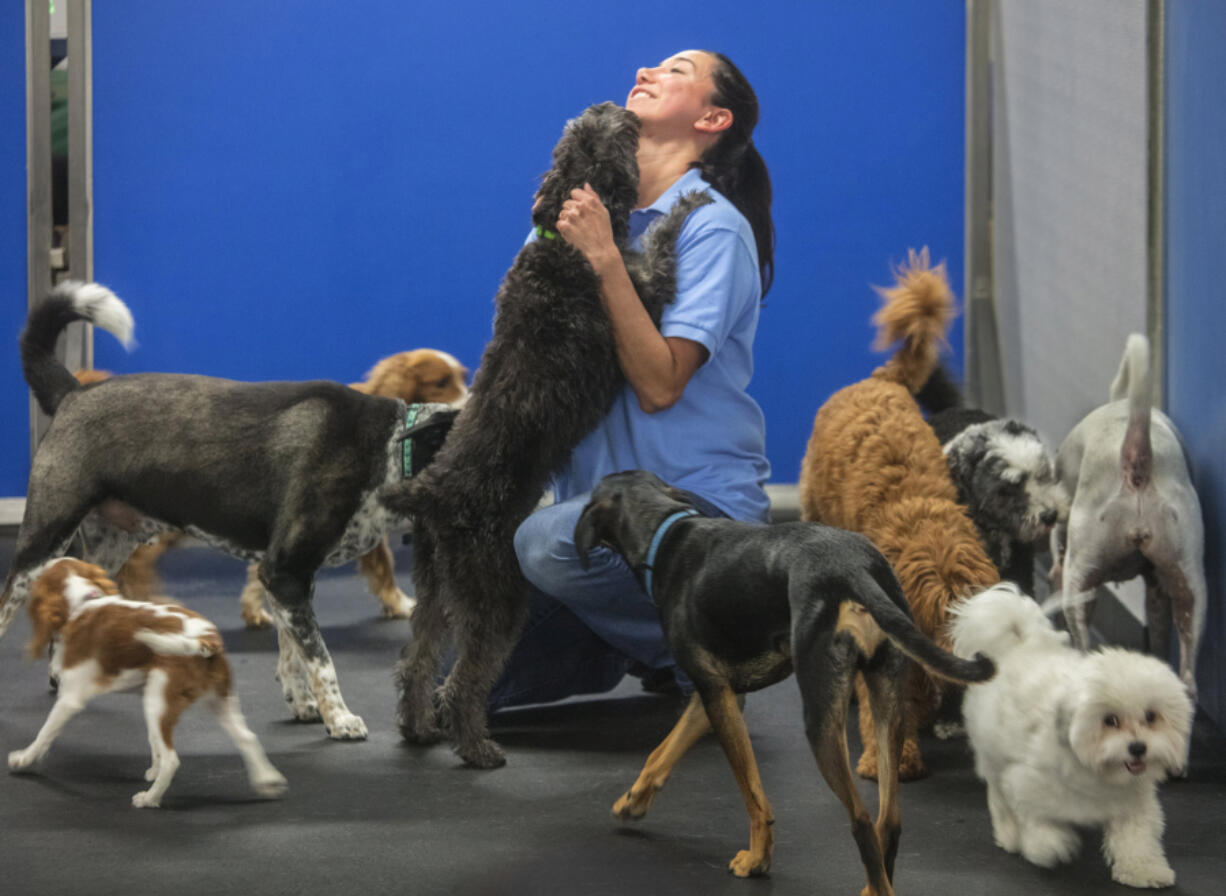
left=854, top=568, right=995, bottom=685
left=869, top=247, right=956, bottom=394
left=20, top=281, right=134, bottom=416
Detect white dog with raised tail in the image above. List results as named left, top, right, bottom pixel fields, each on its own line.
left=952, top=584, right=1192, bottom=888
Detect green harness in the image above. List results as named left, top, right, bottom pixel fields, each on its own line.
left=401, top=404, right=423, bottom=479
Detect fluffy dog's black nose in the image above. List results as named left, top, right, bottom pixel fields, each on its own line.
left=1128, top=740, right=1147, bottom=758
left=1041, top=509, right=1058, bottom=526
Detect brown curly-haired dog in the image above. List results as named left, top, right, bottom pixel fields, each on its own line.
left=799, top=249, right=999, bottom=782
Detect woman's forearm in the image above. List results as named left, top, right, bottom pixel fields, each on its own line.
left=591, top=252, right=706, bottom=413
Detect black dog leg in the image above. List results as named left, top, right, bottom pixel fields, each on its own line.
left=396, top=525, right=447, bottom=744
left=797, top=631, right=896, bottom=896
left=433, top=547, right=528, bottom=768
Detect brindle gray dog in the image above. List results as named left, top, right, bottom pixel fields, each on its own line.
left=381, top=102, right=712, bottom=768
left=574, top=470, right=995, bottom=892
left=916, top=367, right=1066, bottom=595
left=0, top=282, right=456, bottom=739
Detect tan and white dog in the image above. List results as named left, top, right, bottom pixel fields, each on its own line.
left=8, top=558, right=287, bottom=808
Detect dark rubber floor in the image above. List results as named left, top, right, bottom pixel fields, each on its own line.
left=1, top=539, right=1223, bottom=895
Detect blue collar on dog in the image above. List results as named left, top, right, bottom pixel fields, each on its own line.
left=401, top=404, right=423, bottom=479
left=642, top=509, right=699, bottom=601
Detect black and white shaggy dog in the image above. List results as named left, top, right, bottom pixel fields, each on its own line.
left=381, top=102, right=712, bottom=768
left=917, top=368, right=1066, bottom=594
left=0, top=282, right=457, bottom=740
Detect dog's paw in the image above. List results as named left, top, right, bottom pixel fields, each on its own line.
left=932, top=719, right=966, bottom=740
left=379, top=589, right=416, bottom=619
left=131, top=790, right=162, bottom=808
left=250, top=770, right=289, bottom=799
left=398, top=714, right=443, bottom=745
left=242, top=607, right=275, bottom=629
left=282, top=685, right=321, bottom=722
left=457, top=737, right=506, bottom=770
left=287, top=698, right=322, bottom=723
left=8, top=749, right=36, bottom=773
left=1019, top=823, right=1079, bottom=868
left=992, top=819, right=1021, bottom=854
left=897, top=740, right=928, bottom=781
left=728, top=849, right=770, bottom=878
left=1112, top=860, right=1175, bottom=889
left=855, top=748, right=879, bottom=780
left=325, top=712, right=368, bottom=741
left=612, top=786, right=656, bottom=821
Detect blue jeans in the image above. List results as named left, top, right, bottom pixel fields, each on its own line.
left=487, top=489, right=725, bottom=710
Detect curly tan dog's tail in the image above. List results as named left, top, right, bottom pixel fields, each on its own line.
left=870, top=248, right=956, bottom=393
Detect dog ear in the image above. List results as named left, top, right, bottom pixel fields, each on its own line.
left=573, top=500, right=613, bottom=570
left=26, top=589, right=69, bottom=660
left=84, top=563, right=119, bottom=596
left=663, top=485, right=696, bottom=508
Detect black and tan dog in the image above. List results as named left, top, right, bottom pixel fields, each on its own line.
left=574, top=471, right=995, bottom=895
left=1, top=281, right=456, bottom=740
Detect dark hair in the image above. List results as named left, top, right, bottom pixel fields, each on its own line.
left=692, top=52, right=775, bottom=297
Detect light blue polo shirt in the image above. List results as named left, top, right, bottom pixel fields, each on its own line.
left=552, top=168, right=771, bottom=522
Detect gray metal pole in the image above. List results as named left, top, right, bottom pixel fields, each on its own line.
left=66, top=0, right=94, bottom=368
left=1147, top=0, right=1166, bottom=409
left=26, top=0, right=53, bottom=462
left=964, top=0, right=1005, bottom=415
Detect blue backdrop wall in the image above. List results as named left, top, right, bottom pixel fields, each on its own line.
left=1165, top=0, right=1226, bottom=726
left=1, top=4, right=29, bottom=496
left=3, top=1, right=967, bottom=494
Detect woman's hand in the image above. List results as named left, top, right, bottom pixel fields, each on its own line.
left=556, top=184, right=620, bottom=275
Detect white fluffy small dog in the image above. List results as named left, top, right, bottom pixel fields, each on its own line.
left=952, top=584, right=1193, bottom=888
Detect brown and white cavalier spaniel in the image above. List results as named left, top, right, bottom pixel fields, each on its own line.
left=8, top=558, right=287, bottom=808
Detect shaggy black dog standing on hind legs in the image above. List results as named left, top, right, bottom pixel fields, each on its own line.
left=381, top=102, right=712, bottom=768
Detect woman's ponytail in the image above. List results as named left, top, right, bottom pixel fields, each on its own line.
left=693, top=53, right=775, bottom=298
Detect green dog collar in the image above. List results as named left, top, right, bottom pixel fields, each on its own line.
left=534, top=225, right=559, bottom=241
left=402, top=404, right=423, bottom=479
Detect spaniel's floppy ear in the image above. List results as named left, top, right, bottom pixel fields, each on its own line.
left=26, top=588, right=70, bottom=659
left=82, top=562, right=120, bottom=596
left=351, top=355, right=396, bottom=395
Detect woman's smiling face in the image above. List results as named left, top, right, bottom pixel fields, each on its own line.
left=626, top=50, right=723, bottom=137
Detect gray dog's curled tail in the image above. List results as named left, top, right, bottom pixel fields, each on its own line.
left=21, top=281, right=134, bottom=416
left=856, top=568, right=996, bottom=685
